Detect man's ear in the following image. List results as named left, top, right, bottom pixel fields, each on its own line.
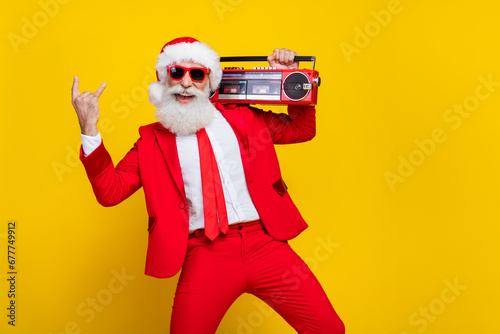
left=205, top=80, right=216, bottom=98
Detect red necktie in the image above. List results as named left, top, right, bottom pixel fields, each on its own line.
left=196, top=128, right=229, bottom=241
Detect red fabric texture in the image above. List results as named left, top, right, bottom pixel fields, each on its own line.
left=170, top=221, right=345, bottom=334
left=196, top=128, right=229, bottom=240
left=160, top=37, right=199, bottom=51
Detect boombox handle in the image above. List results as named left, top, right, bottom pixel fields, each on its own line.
left=220, top=56, right=316, bottom=70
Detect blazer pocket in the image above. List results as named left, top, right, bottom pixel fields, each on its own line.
left=148, top=216, right=157, bottom=232
left=272, top=177, right=288, bottom=196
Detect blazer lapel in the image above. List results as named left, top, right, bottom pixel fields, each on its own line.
left=154, top=124, right=186, bottom=199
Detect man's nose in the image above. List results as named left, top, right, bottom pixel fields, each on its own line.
left=180, top=72, right=193, bottom=88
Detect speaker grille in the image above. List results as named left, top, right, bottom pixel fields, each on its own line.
left=283, top=72, right=310, bottom=101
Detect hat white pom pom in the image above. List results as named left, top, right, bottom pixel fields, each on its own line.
left=148, top=81, right=164, bottom=107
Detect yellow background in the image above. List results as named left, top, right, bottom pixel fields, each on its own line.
left=1, top=0, right=500, bottom=333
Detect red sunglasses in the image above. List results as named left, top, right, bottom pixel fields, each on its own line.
left=167, top=65, right=210, bottom=82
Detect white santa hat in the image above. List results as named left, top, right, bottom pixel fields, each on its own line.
left=148, top=37, right=222, bottom=106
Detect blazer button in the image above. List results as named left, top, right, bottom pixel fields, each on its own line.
left=178, top=202, right=185, bottom=210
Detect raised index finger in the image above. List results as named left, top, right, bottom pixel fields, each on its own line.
left=94, top=81, right=107, bottom=98
left=72, top=75, right=80, bottom=101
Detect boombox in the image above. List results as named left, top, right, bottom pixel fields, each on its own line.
left=210, top=56, right=321, bottom=105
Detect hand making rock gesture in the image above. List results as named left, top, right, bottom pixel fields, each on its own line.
left=71, top=75, right=107, bottom=136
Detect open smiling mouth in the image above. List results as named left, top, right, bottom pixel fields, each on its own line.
left=176, top=94, right=194, bottom=103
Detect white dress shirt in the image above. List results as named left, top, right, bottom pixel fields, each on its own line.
left=81, top=109, right=260, bottom=232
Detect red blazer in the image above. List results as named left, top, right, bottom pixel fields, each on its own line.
left=80, top=102, right=316, bottom=278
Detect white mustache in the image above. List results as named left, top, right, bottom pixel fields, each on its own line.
left=167, top=85, right=208, bottom=99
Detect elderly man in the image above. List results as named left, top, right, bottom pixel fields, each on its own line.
left=72, top=37, right=344, bottom=334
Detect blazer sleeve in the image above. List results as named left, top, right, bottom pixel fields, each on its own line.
left=251, top=104, right=316, bottom=144
left=79, top=137, right=142, bottom=207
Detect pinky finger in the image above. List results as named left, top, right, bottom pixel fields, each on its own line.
left=94, top=81, right=107, bottom=98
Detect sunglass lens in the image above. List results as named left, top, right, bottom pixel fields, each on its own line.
left=190, top=69, right=205, bottom=81
left=170, top=67, right=185, bottom=80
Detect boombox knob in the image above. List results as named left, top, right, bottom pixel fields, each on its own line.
left=315, top=77, right=321, bottom=87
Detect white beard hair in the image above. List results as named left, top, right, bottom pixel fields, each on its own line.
left=154, top=84, right=216, bottom=135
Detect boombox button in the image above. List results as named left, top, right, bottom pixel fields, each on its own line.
left=303, top=83, right=313, bottom=90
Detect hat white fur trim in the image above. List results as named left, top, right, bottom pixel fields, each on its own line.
left=155, top=41, right=222, bottom=92
left=148, top=81, right=164, bottom=107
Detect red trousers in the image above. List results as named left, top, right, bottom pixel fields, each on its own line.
left=170, top=221, right=345, bottom=334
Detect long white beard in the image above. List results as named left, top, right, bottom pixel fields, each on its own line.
left=154, top=84, right=216, bottom=135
